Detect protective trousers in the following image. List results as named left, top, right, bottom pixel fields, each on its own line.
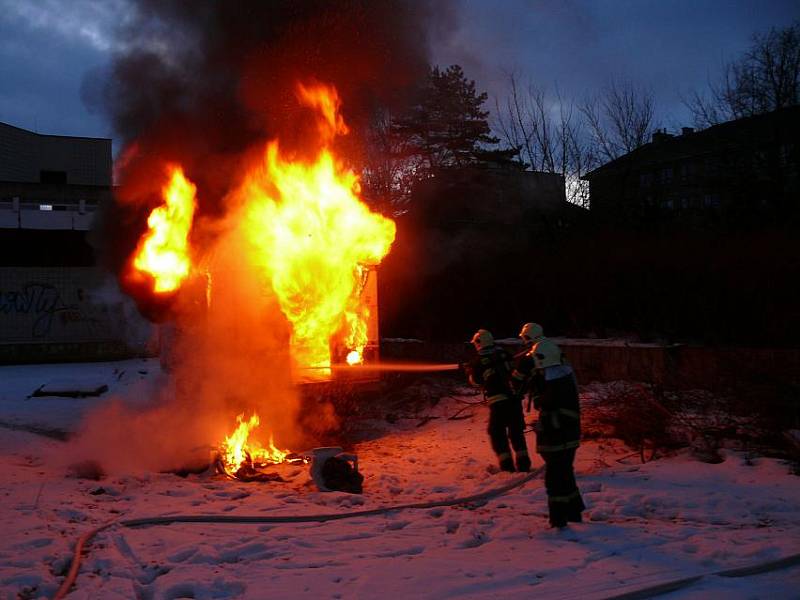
left=541, top=448, right=585, bottom=527
left=488, top=399, right=530, bottom=471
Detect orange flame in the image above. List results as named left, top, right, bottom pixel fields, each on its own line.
left=221, top=413, right=289, bottom=473
left=240, top=83, right=395, bottom=374
left=131, top=166, right=197, bottom=293
left=297, top=82, right=349, bottom=141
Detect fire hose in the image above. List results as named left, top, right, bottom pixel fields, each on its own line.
left=54, top=468, right=542, bottom=599
left=598, top=552, right=800, bottom=600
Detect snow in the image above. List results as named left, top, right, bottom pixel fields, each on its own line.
left=0, top=359, right=162, bottom=434
left=1, top=361, right=799, bottom=599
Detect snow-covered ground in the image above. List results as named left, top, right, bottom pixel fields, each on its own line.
left=1, top=360, right=799, bottom=599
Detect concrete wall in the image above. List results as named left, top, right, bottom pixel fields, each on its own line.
left=0, top=267, right=155, bottom=363
left=0, top=197, right=98, bottom=231
left=380, top=339, right=800, bottom=390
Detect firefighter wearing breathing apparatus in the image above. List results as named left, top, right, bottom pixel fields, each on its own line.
left=465, top=329, right=531, bottom=473
left=512, top=322, right=585, bottom=528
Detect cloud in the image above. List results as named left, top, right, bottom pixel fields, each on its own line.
left=0, top=0, right=113, bottom=137
left=0, top=0, right=131, bottom=52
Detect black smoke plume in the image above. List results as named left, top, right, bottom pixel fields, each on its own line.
left=84, top=0, right=452, bottom=313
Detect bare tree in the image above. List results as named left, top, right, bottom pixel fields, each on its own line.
left=360, top=107, right=426, bottom=212
left=580, top=78, right=656, bottom=163
left=686, top=21, right=800, bottom=128
left=495, top=74, right=594, bottom=207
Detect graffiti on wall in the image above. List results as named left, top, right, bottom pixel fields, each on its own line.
left=0, top=268, right=153, bottom=347
left=0, top=282, right=103, bottom=338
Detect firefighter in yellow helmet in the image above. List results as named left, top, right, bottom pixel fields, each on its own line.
left=465, top=329, right=531, bottom=472
left=511, top=323, right=584, bottom=528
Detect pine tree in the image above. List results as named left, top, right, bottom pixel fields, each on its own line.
left=393, top=65, right=499, bottom=170
left=361, top=65, right=507, bottom=209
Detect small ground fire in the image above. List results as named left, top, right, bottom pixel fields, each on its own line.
left=218, top=413, right=290, bottom=478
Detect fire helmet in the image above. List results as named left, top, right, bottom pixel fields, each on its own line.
left=471, top=329, right=494, bottom=350
left=519, top=322, right=544, bottom=344
left=531, top=337, right=563, bottom=369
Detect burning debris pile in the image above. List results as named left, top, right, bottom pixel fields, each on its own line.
left=78, top=0, right=448, bottom=478
left=216, top=413, right=306, bottom=482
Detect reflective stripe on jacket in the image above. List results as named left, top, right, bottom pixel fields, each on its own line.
left=534, top=366, right=581, bottom=454
left=468, top=346, right=514, bottom=404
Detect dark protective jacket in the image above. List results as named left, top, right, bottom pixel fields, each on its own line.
left=512, top=347, right=581, bottom=454
left=468, top=345, right=514, bottom=404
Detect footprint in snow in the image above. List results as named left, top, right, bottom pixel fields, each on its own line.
left=12, top=538, right=52, bottom=550
left=159, top=579, right=247, bottom=600
left=167, top=547, right=197, bottom=563
left=337, top=495, right=366, bottom=507
left=326, top=532, right=376, bottom=542
left=219, top=542, right=275, bottom=563
left=136, top=563, right=170, bottom=585
left=458, top=530, right=490, bottom=548
left=376, top=546, right=425, bottom=558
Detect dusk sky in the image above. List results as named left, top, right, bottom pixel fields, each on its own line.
left=0, top=0, right=798, bottom=148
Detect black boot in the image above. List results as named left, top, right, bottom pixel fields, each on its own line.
left=499, top=457, right=515, bottom=472
left=516, top=454, right=531, bottom=472
left=567, top=512, right=583, bottom=523
left=567, top=494, right=585, bottom=522
left=548, top=501, right=568, bottom=528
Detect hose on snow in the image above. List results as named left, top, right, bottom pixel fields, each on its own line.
left=54, top=468, right=542, bottom=599
left=601, top=551, right=800, bottom=600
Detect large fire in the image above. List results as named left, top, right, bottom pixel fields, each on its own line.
left=240, top=142, right=395, bottom=371
left=131, top=166, right=196, bottom=294
left=128, top=83, right=394, bottom=476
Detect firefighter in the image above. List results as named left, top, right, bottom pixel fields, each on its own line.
left=511, top=322, right=584, bottom=528
left=465, top=329, right=531, bottom=473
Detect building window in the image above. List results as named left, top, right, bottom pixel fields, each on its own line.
left=662, top=198, right=674, bottom=210
left=639, top=172, right=651, bottom=188
left=662, top=167, right=673, bottom=184
left=703, top=194, right=721, bottom=208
